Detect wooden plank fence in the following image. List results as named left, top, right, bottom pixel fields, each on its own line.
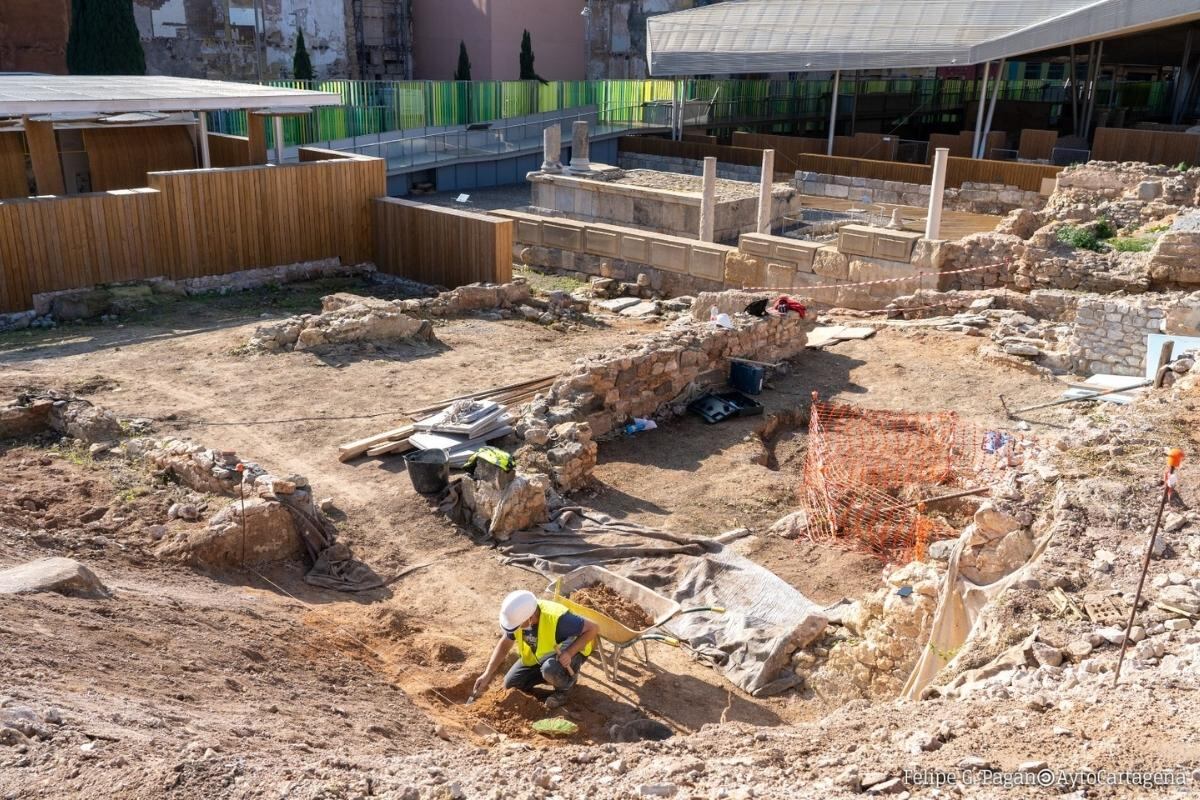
left=618, top=136, right=765, bottom=168
left=795, top=154, right=932, bottom=184
left=207, top=133, right=252, bottom=168
left=1092, top=128, right=1200, bottom=165
left=1018, top=129, right=1058, bottom=161
left=373, top=198, right=513, bottom=287
left=83, top=125, right=197, bottom=191
left=0, top=153, right=386, bottom=314
left=945, top=157, right=1061, bottom=193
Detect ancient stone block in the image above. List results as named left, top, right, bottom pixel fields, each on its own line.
left=872, top=231, right=922, bottom=262
left=837, top=225, right=875, bottom=257
left=584, top=228, right=619, bottom=258
left=813, top=247, right=850, bottom=280
left=689, top=246, right=726, bottom=281
left=515, top=220, right=542, bottom=245
left=542, top=221, right=585, bottom=251
left=619, top=233, right=650, bottom=262
left=771, top=241, right=821, bottom=270
left=650, top=240, right=690, bottom=274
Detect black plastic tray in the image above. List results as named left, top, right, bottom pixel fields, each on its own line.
left=687, top=391, right=765, bottom=424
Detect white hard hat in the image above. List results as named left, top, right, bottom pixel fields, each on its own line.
left=498, top=590, right=538, bottom=632
left=714, top=313, right=734, bottom=329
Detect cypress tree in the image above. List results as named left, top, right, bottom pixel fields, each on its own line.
left=293, top=29, right=314, bottom=81
left=519, top=30, right=547, bottom=83
left=67, top=0, right=146, bottom=75
left=454, top=41, right=472, bottom=81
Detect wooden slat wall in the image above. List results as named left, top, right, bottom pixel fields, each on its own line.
left=374, top=198, right=512, bottom=287
left=731, top=132, right=825, bottom=170
left=148, top=155, right=385, bottom=276
left=946, top=157, right=1062, bottom=192
left=297, top=146, right=357, bottom=162
left=83, top=125, right=197, bottom=191
left=207, top=133, right=251, bottom=168
left=618, top=136, right=765, bottom=167
left=928, top=131, right=1005, bottom=160
left=0, top=132, right=29, bottom=199
left=795, top=154, right=932, bottom=184
left=0, top=154, right=387, bottom=313
left=1018, top=129, right=1058, bottom=161
left=1092, top=128, right=1200, bottom=165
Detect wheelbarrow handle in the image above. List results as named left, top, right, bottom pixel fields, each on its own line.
left=681, top=605, right=725, bottom=614
left=638, top=633, right=680, bottom=647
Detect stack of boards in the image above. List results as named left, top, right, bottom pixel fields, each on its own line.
left=409, top=400, right=514, bottom=467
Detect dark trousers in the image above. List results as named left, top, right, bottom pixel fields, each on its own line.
left=504, top=652, right=587, bottom=692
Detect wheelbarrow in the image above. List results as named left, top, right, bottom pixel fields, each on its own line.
left=545, top=565, right=724, bottom=682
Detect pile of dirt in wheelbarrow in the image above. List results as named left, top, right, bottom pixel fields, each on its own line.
left=468, top=688, right=553, bottom=737
left=570, top=583, right=654, bottom=631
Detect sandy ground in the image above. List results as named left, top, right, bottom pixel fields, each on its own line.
left=0, top=278, right=1157, bottom=797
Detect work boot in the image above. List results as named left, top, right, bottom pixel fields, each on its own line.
left=544, top=690, right=569, bottom=709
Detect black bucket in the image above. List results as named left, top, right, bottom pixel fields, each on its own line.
left=404, top=449, right=450, bottom=494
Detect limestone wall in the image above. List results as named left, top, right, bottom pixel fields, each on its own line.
left=517, top=308, right=813, bottom=490
left=501, top=209, right=947, bottom=310
left=527, top=172, right=804, bottom=243
left=1148, top=211, right=1200, bottom=286
left=794, top=171, right=1045, bottom=214
left=1069, top=296, right=1167, bottom=376
left=495, top=210, right=736, bottom=297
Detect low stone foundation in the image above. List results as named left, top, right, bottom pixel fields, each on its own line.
left=0, top=259, right=376, bottom=332
left=247, top=294, right=436, bottom=353
left=794, top=171, right=1046, bottom=215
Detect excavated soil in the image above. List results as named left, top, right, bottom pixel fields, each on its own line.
left=570, top=582, right=655, bottom=631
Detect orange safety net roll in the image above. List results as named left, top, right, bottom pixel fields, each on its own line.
left=801, top=396, right=987, bottom=564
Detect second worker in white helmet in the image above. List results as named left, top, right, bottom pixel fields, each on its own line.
left=473, top=589, right=599, bottom=709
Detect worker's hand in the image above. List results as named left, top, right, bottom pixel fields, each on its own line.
left=557, top=651, right=575, bottom=676
left=472, top=673, right=491, bottom=697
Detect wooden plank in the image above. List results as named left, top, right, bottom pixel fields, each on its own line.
left=23, top=118, right=66, bottom=196
left=1017, top=129, right=1057, bottom=161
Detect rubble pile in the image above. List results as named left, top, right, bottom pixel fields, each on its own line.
left=246, top=293, right=436, bottom=352
left=940, top=162, right=1200, bottom=294
left=804, top=561, right=942, bottom=699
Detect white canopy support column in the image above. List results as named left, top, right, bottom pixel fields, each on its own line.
left=273, top=115, right=285, bottom=164
left=978, top=57, right=1006, bottom=159
left=925, top=147, right=949, bottom=241
left=826, top=69, right=840, bottom=156
left=971, top=61, right=991, bottom=160
left=197, top=110, right=211, bottom=168
left=1082, top=40, right=1104, bottom=138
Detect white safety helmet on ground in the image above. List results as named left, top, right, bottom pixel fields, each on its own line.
left=498, top=590, right=538, bottom=632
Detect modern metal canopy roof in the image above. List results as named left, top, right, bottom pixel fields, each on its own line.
left=0, top=75, right=341, bottom=115
left=646, top=0, right=1200, bottom=76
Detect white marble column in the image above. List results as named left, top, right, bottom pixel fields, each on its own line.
left=925, top=147, right=949, bottom=240
left=699, top=156, right=716, bottom=242
left=568, top=120, right=591, bottom=174
left=756, top=149, right=775, bottom=234
left=540, top=125, right=562, bottom=173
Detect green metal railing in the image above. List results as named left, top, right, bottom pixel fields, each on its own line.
left=206, top=77, right=1174, bottom=151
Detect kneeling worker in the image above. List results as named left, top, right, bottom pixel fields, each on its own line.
left=472, top=589, right=599, bottom=708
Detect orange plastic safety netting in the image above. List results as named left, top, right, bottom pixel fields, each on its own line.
left=801, top=398, right=989, bottom=563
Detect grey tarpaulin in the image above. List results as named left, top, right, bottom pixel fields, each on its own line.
left=499, top=508, right=828, bottom=697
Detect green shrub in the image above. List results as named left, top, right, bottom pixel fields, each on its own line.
left=1093, top=217, right=1115, bottom=239
left=1109, top=237, right=1153, bottom=253
left=1057, top=226, right=1101, bottom=251
left=1176, top=162, right=1191, bottom=172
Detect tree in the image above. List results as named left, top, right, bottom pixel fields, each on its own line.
left=454, top=41, right=471, bottom=81
left=519, top=29, right=547, bottom=83
left=293, top=28, right=314, bottom=81
left=67, top=0, right=146, bottom=75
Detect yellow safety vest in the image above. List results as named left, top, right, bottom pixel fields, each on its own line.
left=513, top=600, right=594, bottom=666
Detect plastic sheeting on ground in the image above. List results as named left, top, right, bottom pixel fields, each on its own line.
left=498, top=508, right=828, bottom=697
left=901, top=520, right=1057, bottom=700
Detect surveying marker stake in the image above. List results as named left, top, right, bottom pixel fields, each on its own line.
left=1113, top=447, right=1185, bottom=687
left=237, top=463, right=247, bottom=568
